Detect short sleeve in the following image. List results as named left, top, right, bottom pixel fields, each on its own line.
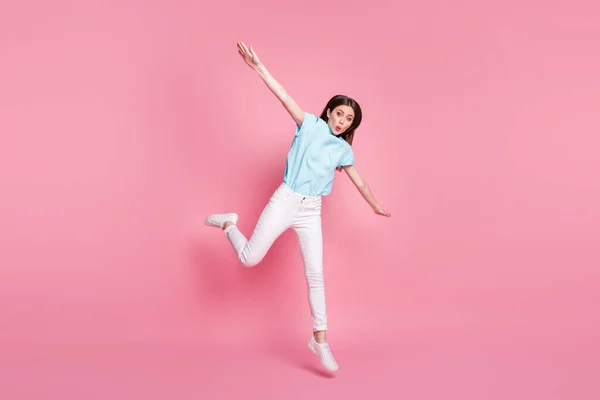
left=338, top=144, right=355, bottom=167
left=295, top=112, right=318, bottom=136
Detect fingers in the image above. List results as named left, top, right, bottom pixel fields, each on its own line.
left=237, top=41, right=247, bottom=56
left=375, top=209, right=391, bottom=217
left=237, top=41, right=258, bottom=61
left=237, top=40, right=250, bottom=55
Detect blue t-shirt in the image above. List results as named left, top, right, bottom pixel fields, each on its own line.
left=283, top=112, right=355, bottom=196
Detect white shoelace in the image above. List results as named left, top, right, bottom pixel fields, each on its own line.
left=320, top=343, right=335, bottom=361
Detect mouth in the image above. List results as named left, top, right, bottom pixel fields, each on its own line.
left=335, top=126, right=342, bottom=132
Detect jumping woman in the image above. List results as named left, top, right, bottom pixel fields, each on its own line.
left=204, top=41, right=391, bottom=373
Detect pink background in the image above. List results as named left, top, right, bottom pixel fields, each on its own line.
left=1, top=0, right=599, bottom=398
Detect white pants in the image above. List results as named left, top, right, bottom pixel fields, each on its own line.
left=224, top=182, right=327, bottom=331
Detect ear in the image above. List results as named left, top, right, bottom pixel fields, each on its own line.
left=326, top=108, right=331, bottom=119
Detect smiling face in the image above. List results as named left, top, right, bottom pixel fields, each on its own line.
left=326, top=105, right=355, bottom=135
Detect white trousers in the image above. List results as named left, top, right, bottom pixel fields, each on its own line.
left=224, top=182, right=327, bottom=331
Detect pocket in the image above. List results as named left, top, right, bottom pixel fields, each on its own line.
left=270, top=187, right=290, bottom=202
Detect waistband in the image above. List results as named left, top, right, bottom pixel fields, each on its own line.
left=278, top=182, right=321, bottom=200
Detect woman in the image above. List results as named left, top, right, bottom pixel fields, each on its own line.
left=205, top=41, right=391, bottom=373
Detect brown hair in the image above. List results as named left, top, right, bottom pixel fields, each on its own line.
left=319, top=94, right=363, bottom=146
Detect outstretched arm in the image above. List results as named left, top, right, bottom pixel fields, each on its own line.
left=343, top=165, right=391, bottom=217
left=237, top=41, right=304, bottom=127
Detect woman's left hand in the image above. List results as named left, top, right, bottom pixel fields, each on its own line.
left=374, top=207, right=391, bottom=217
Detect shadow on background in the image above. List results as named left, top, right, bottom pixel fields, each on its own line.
left=188, top=161, right=328, bottom=371
left=172, top=63, right=344, bottom=374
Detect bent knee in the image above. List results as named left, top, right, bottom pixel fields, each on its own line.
left=239, top=253, right=263, bottom=267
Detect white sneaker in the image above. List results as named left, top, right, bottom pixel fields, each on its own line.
left=204, top=213, right=238, bottom=229
left=308, top=336, right=339, bottom=372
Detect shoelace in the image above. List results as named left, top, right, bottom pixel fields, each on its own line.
left=320, top=344, right=335, bottom=361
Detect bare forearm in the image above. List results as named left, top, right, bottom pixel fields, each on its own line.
left=237, top=42, right=303, bottom=125
left=253, top=63, right=303, bottom=124
left=343, top=165, right=391, bottom=217
left=254, top=64, right=289, bottom=103
left=357, top=183, right=382, bottom=211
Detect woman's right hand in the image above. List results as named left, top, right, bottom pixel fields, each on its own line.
left=236, top=40, right=305, bottom=127
left=237, top=40, right=262, bottom=70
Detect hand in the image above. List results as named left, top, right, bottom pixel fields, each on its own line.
left=237, top=40, right=262, bottom=70
left=373, top=207, right=391, bottom=217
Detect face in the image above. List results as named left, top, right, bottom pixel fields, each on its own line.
left=326, top=105, right=355, bottom=135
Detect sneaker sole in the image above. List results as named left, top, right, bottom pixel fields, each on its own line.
left=204, top=213, right=238, bottom=227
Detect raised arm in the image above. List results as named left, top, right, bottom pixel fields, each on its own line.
left=342, top=165, right=391, bottom=217
left=237, top=41, right=304, bottom=127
